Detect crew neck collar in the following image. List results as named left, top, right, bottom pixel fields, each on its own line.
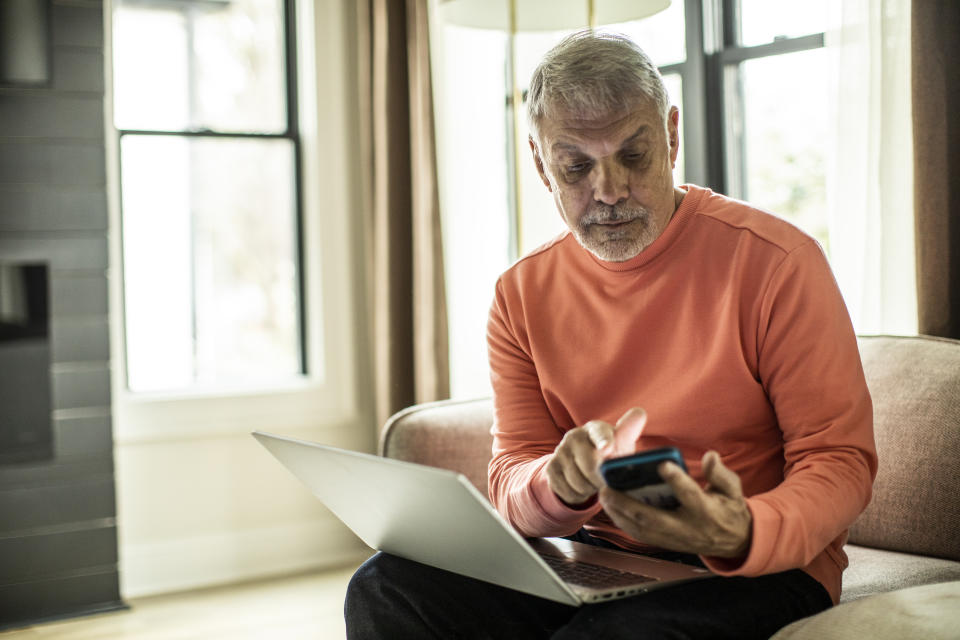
left=584, top=185, right=704, bottom=273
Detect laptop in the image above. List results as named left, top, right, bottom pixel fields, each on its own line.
left=253, top=431, right=711, bottom=606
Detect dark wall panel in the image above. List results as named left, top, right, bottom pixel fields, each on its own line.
left=50, top=317, right=110, bottom=362
left=0, top=95, right=105, bottom=139
left=0, top=476, right=115, bottom=534
left=51, top=366, right=111, bottom=411
left=0, top=0, right=121, bottom=630
left=49, top=273, right=109, bottom=317
left=0, top=235, right=108, bottom=270
left=53, top=414, right=113, bottom=457
left=0, top=570, right=121, bottom=626
left=0, top=143, right=105, bottom=186
left=51, top=5, right=104, bottom=49
left=52, top=48, right=104, bottom=93
left=0, top=454, right=113, bottom=491
left=0, top=187, right=108, bottom=232
left=0, top=526, right=118, bottom=584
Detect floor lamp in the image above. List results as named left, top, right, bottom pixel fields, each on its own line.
left=438, top=0, right=670, bottom=259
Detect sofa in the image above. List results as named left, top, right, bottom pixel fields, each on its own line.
left=379, top=335, right=960, bottom=637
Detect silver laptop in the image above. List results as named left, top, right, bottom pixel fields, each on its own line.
left=253, top=431, right=711, bottom=606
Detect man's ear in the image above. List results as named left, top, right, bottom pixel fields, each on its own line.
left=529, top=136, right=552, bottom=191
left=667, top=106, right=680, bottom=168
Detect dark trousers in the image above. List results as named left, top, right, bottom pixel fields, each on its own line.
left=344, top=533, right=832, bottom=640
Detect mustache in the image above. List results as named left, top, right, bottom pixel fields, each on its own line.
left=580, top=203, right=649, bottom=226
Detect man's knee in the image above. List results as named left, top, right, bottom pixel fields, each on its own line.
left=345, top=554, right=432, bottom=639
left=345, top=553, right=408, bottom=611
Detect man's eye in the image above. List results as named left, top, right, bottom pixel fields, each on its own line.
left=566, top=162, right=589, bottom=173
left=624, top=153, right=645, bottom=163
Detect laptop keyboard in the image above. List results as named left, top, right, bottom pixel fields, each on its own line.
left=539, top=554, right=657, bottom=588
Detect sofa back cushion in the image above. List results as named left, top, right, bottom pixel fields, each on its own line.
left=849, top=335, right=960, bottom=561
left=379, top=398, right=495, bottom=494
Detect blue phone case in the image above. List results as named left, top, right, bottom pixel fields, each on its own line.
left=600, top=446, right=687, bottom=509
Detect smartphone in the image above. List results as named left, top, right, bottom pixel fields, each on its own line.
left=599, top=446, right=687, bottom=510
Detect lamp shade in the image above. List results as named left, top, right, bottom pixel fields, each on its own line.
left=438, top=0, right=670, bottom=31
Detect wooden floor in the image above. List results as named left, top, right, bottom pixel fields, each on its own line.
left=1, top=563, right=363, bottom=640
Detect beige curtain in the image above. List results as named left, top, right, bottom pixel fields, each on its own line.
left=358, top=0, right=450, bottom=429
left=912, top=1, right=960, bottom=339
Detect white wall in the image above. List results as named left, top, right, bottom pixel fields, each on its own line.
left=106, top=0, right=375, bottom=598
left=115, top=423, right=372, bottom=598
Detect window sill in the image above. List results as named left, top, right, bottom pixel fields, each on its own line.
left=114, top=375, right=365, bottom=445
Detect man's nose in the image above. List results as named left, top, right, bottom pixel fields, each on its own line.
left=592, top=159, right=629, bottom=205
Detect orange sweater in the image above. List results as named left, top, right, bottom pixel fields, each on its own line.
left=486, top=185, right=877, bottom=604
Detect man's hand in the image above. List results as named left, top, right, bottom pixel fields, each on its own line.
left=546, top=408, right=647, bottom=506
left=599, top=450, right=753, bottom=558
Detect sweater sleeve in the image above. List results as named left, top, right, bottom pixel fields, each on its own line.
left=486, top=279, right=603, bottom=537
left=702, top=241, right=878, bottom=577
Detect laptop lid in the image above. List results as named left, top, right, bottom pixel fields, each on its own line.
left=252, top=431, right=709, bottom=606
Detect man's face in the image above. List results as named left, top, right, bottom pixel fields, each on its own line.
left=530, top=101, right=681, bottom=262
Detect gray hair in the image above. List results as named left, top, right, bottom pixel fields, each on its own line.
left=526, top=31, right=670, bottom=142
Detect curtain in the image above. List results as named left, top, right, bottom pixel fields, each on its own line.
left=912, top=1, right=960, bottom=340
left=825, top=0, right=916, bottom=336
left=358, top=0, right=450, bottom=429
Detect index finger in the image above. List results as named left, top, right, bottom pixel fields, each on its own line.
left=584, top=420, right=615, bottom=451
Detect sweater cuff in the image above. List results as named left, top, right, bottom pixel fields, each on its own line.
left=701, top=497, right=780, bottom=576
left=530, top=457, right=603, bottom=524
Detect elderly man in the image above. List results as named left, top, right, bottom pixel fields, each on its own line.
left=345, top=31, right=876, bottom=639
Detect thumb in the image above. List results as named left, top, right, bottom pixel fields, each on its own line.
left=612, top=408, right=647, bottom=455
left=703, top=450, right=743, bottom=498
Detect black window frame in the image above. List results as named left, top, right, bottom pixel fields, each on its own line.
left=665, top=0, right=826, bottom=197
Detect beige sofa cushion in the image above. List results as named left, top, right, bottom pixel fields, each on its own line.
left=851, top=336, right=960, bottom=561
left=842, top=544, right=960, bottom=602
left=379, top=397, right=494, bottom=495
left=771, top=580, right=960, bottom=639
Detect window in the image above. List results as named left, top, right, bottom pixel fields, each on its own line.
left=113, top=0, right=304, bottom=393
left=109, top=0, right=364, bottom=441
left=705, top=0, right=834, bottom=251
left=433, top=0, right=837, bottom=399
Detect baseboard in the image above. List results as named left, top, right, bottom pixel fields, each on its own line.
left=0, top=600, right=129, bottom=633
left=119, top=518, right=369, bottom=598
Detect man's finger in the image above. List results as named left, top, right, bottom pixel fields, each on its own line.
left=547, top=454, right=594, bottom=504
left=702, top=451, right=743, bottom=498
left=612, top=408, right=647, bottom=455
left=599, top=488, right=693, bottom=552
left=585, top=420, right=615, bottom=450
left=571, top=440, right=605, bottom=488
left=658, top=461, right=705, bottom=510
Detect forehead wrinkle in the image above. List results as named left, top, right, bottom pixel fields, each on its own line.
left=549, top=123, right=653, bottom=160
left=551, top=140, right=582, bottom=153
left=621, top=125, right=652, bottom=146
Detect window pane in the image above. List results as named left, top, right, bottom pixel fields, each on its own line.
left=121, top=136, right=301, bottom=392
left=738, top=48, right=829, bottom=251
left=434, top=25, right=511, bottom=399
left=612, top=0, right=685, bottom=67
left=662, top=73, right=684, bottom=185
left=113, top=0, right=286, bottom=132
left=740, top=0, right=833, bottom=46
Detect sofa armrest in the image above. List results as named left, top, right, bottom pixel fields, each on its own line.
left=379, top=397, right=495, bottom=495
